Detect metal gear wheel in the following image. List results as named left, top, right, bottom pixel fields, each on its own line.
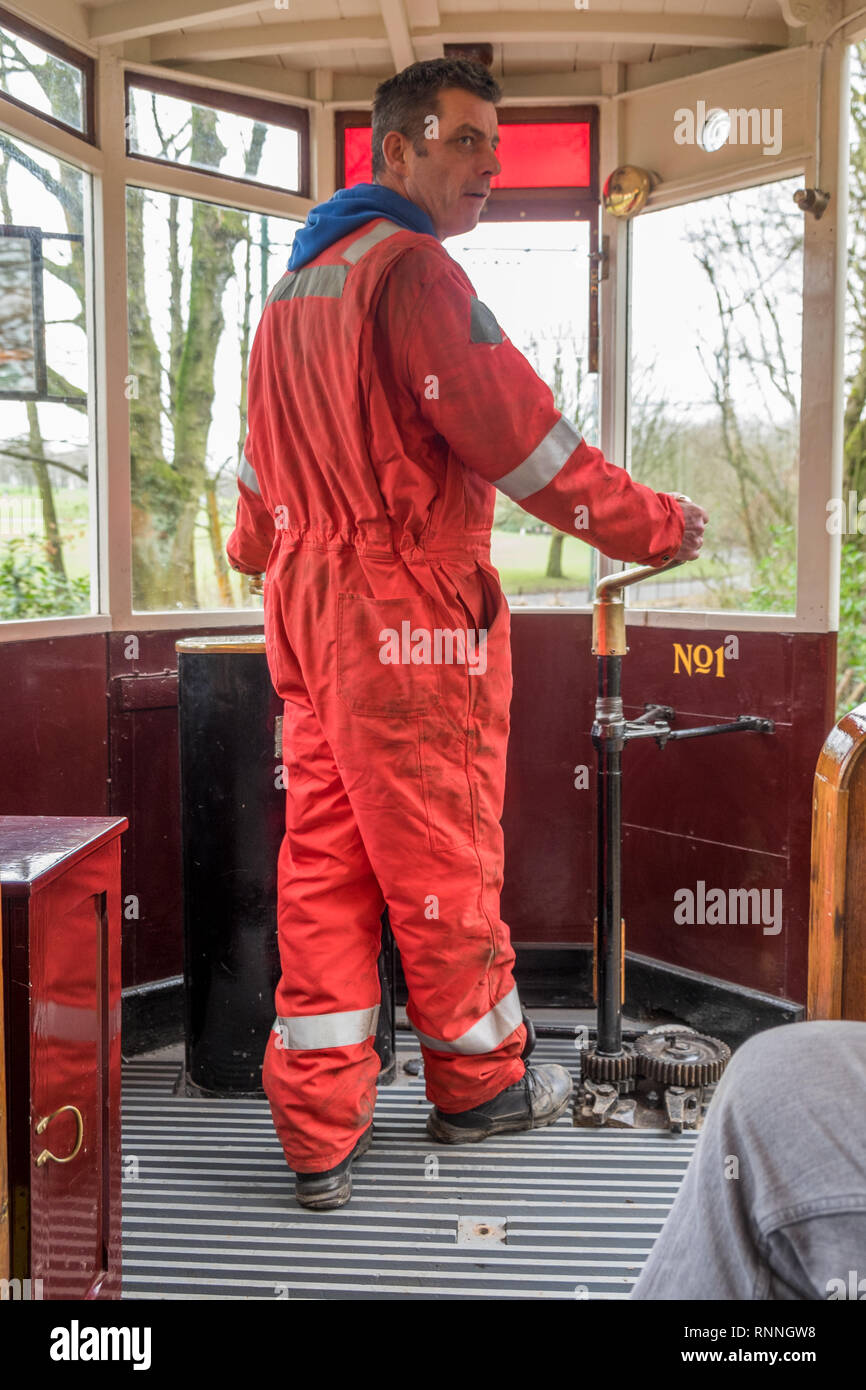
left=634, top=1029, right=730, bottom=1086
left=580, top=1041, right=637, bottom=1082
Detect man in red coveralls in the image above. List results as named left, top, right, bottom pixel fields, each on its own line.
left=227, top=57, right=707, bottom=1210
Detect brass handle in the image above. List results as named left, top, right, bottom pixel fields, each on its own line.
left=595, top=557, right=683, bottom=600
left=35, top=1105, right=84, bottom=1166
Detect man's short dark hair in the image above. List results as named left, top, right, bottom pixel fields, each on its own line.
left=371, top=58, right=502, bottom=181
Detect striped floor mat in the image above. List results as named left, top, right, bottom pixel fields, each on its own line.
left=121, top=1039, right=697, bottom=1300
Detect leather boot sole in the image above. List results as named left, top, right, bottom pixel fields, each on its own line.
left=293, top=1123, right=373, bottom=1211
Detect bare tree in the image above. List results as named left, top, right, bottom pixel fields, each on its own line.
left=684, top=195, right=801, bottom=569
left=0, top=38, right=87, bottom=582
left=522, top=330, right=597, bottom=581
left=128, top=106, right=268, bottom=607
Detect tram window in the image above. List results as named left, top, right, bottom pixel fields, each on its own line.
left=126, top=187, right=300, bottom=613
left=0, top=132, right=96, bottom=622
left=628, top=178, right=803, bottom=614
left=447, top=219, right=598, bottom=608
left=0, top=11, right=93, bottom=141
left=125, top=76, right=307, bottom=196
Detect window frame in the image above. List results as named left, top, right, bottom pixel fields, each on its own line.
left=0, top=3, right=95, bottom=144
left=0, top=114, right=102, bottom=635
left=620, top=164, right=817, bottom=633
left=336, top=104, right=602, bottom=368
left=336, top=103, right=599, bottom=217
left=124, top=71, right=311, bottom=199
left=0, top=44, right=316, bottom=639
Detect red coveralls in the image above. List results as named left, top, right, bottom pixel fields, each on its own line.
left=227, top=217, right=684, bottom=1172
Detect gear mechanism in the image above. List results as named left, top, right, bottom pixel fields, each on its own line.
left=580, top=1041, right=637, bottom=1083
left=634, top=1029, right=730, bottom=1086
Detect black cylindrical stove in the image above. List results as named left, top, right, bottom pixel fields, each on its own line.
left=176, top=635, right=396, bottom=1094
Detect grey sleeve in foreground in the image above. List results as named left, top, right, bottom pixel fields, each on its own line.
left=630, top=1020, right=866, bottom=1301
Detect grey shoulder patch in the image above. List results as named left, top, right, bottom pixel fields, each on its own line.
left=470, top=297, right=503, bottom=345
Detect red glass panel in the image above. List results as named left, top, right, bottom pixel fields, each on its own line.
left=492, top=122, right=590, bottom=188
left=342, top=121, right=591, bottom=189
left=344, top=127, right=374, bottom=185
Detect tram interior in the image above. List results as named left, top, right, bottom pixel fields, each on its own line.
left=1, top=0, right=865, bottom=1304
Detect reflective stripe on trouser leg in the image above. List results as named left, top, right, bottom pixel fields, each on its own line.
left=259, top=667, right=385, bottom=1174
left=410, top=985, right=522, bottom=1055
left=273, top=1005, right=380, bottom=1051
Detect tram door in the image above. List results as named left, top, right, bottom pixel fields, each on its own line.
left=592, top=49, right=841, bottom=1023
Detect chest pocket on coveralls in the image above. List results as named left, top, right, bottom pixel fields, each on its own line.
left=337, top=592, right=443, bottom=717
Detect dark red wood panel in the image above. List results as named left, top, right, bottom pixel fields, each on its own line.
left=0, top=636, right=108, bottom=816
left=622, top=827, right=791, bottom=996
left=0, top=618, right=836, bottom=1008
left=502, top=613, right=595, bottom=940
left=503, top=616, right=836, bottom=1005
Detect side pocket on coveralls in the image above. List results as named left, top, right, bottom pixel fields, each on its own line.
left=418, top=562, right=512, bottom=853
left=437, top=560, right=512, bottom=735
left=337, top=592, right=443, bottom=717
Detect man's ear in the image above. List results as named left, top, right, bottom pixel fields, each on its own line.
left=381, top=130, right=409, bottom=176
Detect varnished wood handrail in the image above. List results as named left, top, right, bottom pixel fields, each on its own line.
left=808, top=703, right=866, bottom=1019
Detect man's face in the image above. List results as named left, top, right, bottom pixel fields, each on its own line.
left=378, top=86, right=501, bottom=240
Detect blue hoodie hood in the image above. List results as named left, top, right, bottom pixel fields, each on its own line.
left=287, top=182, right=437, bottom=271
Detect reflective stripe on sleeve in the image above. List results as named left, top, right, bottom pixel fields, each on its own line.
left=273, top=1005, right=380, bottom=1050
left=268, top=264, right=349, bottom=302
left=411, top=984, right=523, bottom=1055
left=493, top=414, right=583, bottom=502
left=342, top=220, right=404, bottom=264
left=265, top=222, right=402, bottom=306
left=238, top=449, right=260, bottom=496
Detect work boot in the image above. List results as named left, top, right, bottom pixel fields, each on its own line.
left=426, top=1064, right=573, bottom=1144
left=292, top=1123, right=373, bottom=1211
left=520, top=1009, right=537, bottom=1060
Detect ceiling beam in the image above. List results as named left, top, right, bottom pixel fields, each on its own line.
left=161, top=59, right=312, bottom=101
left=406, top=0, right=440, bottom=27
left=88, top=0, right=269, bottom=45
left=149, top=10, right=789, bottom=63
left=2, top=0, right=90, bottom=47
left=379, top=0, right=416, bottom=70
left=414, top=11, right=789, bottom=50
left=150, top=17, right=388, bottom=62
left=317, top=46, right=790, bottom=106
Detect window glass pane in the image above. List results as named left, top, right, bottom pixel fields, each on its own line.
left=127, top=86, right=301, bottom=191
left=0, top=23, right=85, bottom=132
left=343, top=121, right=591, bottom=190
left=628, top=179, right=803, bottom=613
left=491, top=123, right=591, bottom=189
left=343, top=126, right=373, bottom=186
left=126, top=187, right=299, bottom=611
left=448, top=219, right=597, bottom=607
left=0, top=131, right=94, bottom=620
